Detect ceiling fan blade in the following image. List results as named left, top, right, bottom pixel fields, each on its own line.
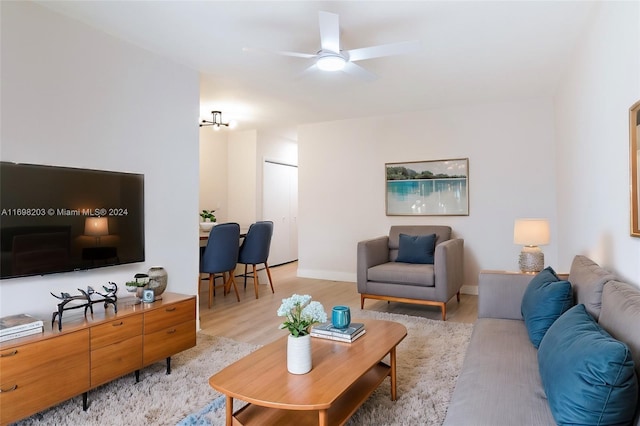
left=297, top=64, right=318, bottom=79
left=243, top=47, right=316, bottom=59
left=346, top=40, right=420, bottom=62
left=342, top=62, right=377, bottom=81
left=318, top=11, right=340, bottom=53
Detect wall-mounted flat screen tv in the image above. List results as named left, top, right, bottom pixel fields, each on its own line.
left=0, top=162, right=145, bottom=279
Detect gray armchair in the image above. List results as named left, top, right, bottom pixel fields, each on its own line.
left=357, top=225, right=464, bottom=320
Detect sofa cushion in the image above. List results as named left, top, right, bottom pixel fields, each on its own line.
left=443, top=318, right=555, bottom=426
left=388, top=225, right=450, bottom=261
left=538, top=304, right=638, bottom=426
left=521, top=267, right=573, bottom=348
left=396, top=233, right=436, bottom=264
left=367, top=262, right=435, bottom=287
left=598, top=280, right=640, bottom=426
left=568, top=255, right=616, bottom=320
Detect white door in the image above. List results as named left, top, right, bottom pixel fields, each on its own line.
left=263, top=161, right=298, bottom=266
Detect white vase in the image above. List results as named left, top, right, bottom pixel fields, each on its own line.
left=287, top=334, right=312, bottom=374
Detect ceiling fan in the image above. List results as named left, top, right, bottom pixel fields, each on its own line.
left=244, top=11, right=420, bottom=80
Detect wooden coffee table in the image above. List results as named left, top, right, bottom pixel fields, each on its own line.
left=209, top=319, right=407, bottom=426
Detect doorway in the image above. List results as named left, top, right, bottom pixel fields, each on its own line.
left=262, top=160, right=298, bottom=266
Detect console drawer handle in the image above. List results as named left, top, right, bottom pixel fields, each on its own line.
left=112, top=321, right=124, bottom=327
left=165, top=307, right=176, bottom=312
left=0, top=350, right=18, bottom=358
left=0, top=385, right=18, bottom=393
left=167, top=329, right=177, bottom=334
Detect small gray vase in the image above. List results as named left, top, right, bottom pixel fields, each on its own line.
left=147, top=266, right=168, bottom=299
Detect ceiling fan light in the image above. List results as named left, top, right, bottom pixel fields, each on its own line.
left=317, top=54, right=346, bottom=71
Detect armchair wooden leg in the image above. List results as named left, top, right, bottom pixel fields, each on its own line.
left=252, top=264, right=259, bottom=299
left=360, top=294, right=365, bottom=309
left=264, top=262, right=275, bottom=294
left=441, top=303, right=447, bottom=321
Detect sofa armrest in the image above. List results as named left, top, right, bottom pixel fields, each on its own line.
left=356, top=236, right=389, bottom=292
left=478, top=271, right=535, bottom=319
left=434, top=238, right=464, bottom=301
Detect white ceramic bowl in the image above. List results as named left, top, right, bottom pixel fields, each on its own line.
left=199, top=222, right=216, bottom=232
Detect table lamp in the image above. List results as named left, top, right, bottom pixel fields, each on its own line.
left=85, top=217, right=109, bottom=246
left=513, top=219, right=550, bottom=273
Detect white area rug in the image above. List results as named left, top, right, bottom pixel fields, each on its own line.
left=14, top=310, right=473, bottom=426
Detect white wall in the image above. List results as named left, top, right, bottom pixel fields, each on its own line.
left=227, top=130, right=257, bottom=229
left=298, top=99, right=558, bottom=289
left=199, top=130, right=228, bottom=221
left=199, top=125, right=298, bottom=224
left=555, top=1, right=640, bottom=285
left=0, top=2, right=200, bottom=319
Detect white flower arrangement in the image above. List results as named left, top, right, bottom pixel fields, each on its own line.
left=277, top=294, right=327, bottom=337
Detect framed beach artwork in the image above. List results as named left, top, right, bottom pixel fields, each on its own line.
left=630, top=100, right=640, bottom=237
left=386, top=158, right=469, bottom=216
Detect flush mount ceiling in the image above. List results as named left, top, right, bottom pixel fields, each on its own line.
left=244, top=11, right=420, bottom=81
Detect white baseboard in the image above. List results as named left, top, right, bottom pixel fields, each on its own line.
left=297, top=269, right=357, bottom=283
left=461, top=285, right=478, bottom=296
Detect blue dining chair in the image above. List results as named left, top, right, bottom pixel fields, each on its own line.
left=200, top=222, right=241, bottom=308
left=238, top=221, right=274, bottom=299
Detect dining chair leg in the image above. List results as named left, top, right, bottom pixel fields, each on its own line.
left=225, top=270, right=240, bottom=302
left=264, top=262, right=275, bottom=294
left=243, top=264, right=248, bottom=289
left=208, top=273, right=215, bottom=309
left=252, top=264, right=260, bottom=299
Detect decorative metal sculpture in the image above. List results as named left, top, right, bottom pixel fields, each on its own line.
left=51, top=282, right=118, bottom=331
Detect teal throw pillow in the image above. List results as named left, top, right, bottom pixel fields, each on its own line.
left=521, top=266, right=573, bottom=348
left=538, top=304, right=638, bottom=426
left=396, top=233, right=436, bottom=264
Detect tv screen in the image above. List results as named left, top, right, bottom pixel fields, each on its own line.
left=0, top=162, right=145, bottom=279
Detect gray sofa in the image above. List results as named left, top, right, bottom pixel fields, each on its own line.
left=444, top=255, right=640, bottom=425
left=357, top=226, right=464, bottom=320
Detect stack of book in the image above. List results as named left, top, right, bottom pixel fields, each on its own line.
left=311, top=322, right=366, bottom=343
left=0, top=314, right=44, bottom=343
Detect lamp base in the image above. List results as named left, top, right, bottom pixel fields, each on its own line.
left=519, top=248, right=544, bottom=273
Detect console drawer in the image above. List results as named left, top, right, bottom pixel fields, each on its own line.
left=143, top=319, right=196, bottom=366
left=143, top=299, right=195, bottom=335
left=91, top=335, right=143, bottom=387
left=91, top=315, right=142, bottom=349
left=0, top=330, right=89, bottom=425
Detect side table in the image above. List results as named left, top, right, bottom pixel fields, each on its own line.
left=478, top=270, right=568, bottom=319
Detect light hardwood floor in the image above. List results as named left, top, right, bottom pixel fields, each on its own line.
left=198, top=262, right=478, bottom=346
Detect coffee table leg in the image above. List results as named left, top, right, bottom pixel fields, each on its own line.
left=225, top=395, right=233, bottom=426
left=390, top=346, right=397, bottom=401
left=319, top=408, right=328, bottom=426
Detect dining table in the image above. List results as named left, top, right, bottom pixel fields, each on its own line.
left=199, top=227, right=248, bottom=247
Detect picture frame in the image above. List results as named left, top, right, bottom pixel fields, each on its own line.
left=386, top=158, right=469, bottom=216
left=630, top=100, right=640, bottom=237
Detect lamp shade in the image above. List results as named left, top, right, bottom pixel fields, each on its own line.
left=85, top=217, right=109, bottom=237
left=513, top=219, right=550, bottom=246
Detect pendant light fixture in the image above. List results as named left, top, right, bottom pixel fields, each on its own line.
left=199, top=111, right=236, bottom=130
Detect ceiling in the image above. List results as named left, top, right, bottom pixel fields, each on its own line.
left=37, top=1, right=597, bottom=132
